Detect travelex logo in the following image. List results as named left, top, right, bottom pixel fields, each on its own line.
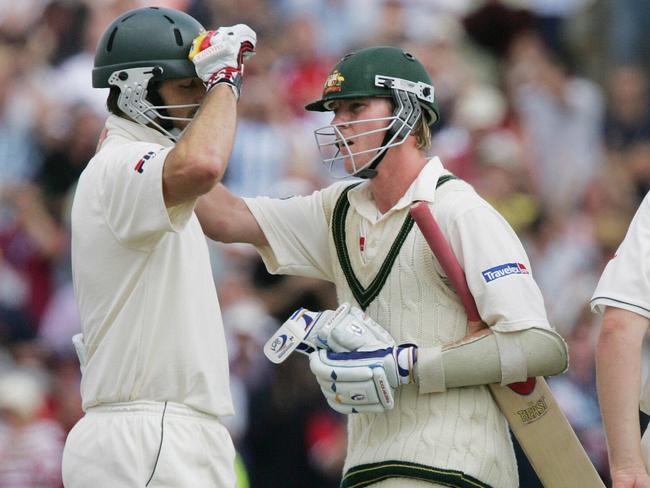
left=482, top=262, right=529, bottom=283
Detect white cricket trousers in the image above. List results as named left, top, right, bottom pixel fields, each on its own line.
left=62, top=401, right=236, bottom=487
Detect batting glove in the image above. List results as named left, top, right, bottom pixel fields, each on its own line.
left=188, top=24, right=256, bottom=98
left=311, top=303, right=397, bottom=352
left=263, top=303, right=397, bottom=364
left=309, top=345, right=417, bottom=414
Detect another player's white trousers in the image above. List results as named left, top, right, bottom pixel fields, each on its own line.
left=62, top=400, right=236, bottom=487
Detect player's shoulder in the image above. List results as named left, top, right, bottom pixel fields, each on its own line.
left=93, top=137, right=167, bottom=174
left=639, top=191, right=650, bottom=214
left=434, top=175, right=487, bottom=217
left=317, top=179, right=361, bottom=203
left=317, top=180, right=362, bottom=220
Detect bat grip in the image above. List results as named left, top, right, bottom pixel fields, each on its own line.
left=410, top=201, right=535, bottom=394
left=410, top=202, right=480, bottom=321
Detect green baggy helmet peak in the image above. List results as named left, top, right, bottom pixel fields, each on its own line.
left=305, top=46, right=439, bottom=125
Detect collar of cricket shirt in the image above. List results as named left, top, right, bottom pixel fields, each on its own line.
left=347, top=157, right=446, bottom=225
left=105, top=114, right=176, bottom=148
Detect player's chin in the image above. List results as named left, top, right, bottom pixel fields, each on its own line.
left=343, top=157, right=356, bottom=175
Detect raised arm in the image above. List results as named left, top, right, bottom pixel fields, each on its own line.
left=163, top=25, right=256, bottom=207
left=196, top=183, right=267, bottom=246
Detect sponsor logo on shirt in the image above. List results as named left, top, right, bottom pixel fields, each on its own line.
left=134, top=151, right=155, bottom=174
left=482, top=262, right=529, bottom=283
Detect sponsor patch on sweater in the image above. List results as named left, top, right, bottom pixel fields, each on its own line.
left=482, top=262, right=529, bottom=283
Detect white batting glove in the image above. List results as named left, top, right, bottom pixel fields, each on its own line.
left=188, top=24, right=256, bottom=98
left=313, top=303, right=397, bottom=352
left=263, top=303, right=396, bottom=364
left=309, top=346, right=417, bottom=414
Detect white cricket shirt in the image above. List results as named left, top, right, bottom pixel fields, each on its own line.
left=591, top=192, right=650, bottom=319
left=71, top=115, right=233, bottom=417
left=591, top=192, right=650, bottom=412
left=244, top=158, right=551, bottom=333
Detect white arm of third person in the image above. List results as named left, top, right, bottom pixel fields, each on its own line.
left=596, top=307, right=650, bottom=488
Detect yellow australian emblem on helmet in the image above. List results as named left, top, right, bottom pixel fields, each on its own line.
left=323, top=70, right=345, bottom=95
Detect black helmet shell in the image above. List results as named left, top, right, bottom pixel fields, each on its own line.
left=93, top=7, right=204, bottom=88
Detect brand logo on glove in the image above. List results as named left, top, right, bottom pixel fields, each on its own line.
left=481, top=262, right=529, bottom=283
left=350, top=393, right=366, bottom=402
left=377, top=378, right=391, bottom=404
left=270, top=335, right=287, bottom=351
left=270, top=334, right=297, bottom=359
left=347, top=324, right=364, bottom=336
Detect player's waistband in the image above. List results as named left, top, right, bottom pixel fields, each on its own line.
left=86, top=400, right=219, bottom=422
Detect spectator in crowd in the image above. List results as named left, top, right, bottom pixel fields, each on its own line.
left=0, top=369, right=65, bottom=487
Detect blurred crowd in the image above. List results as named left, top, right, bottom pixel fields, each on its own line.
left=0, top=0, right=649, bottom=486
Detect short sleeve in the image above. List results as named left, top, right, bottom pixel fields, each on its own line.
left=591, top=193, right=650, bottom=319
left=243, top=189, right=335, bottom=281
left=441, top=193, right=551, bottom=332
left=98, top=142, right=194, bottom=249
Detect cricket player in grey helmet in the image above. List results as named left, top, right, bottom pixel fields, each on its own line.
left=197, top=46, right=568, bottom=487
left=62, top=6, right=255, bottom=486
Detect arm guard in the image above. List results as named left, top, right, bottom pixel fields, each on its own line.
left=416, top=327, right=568, bottom=394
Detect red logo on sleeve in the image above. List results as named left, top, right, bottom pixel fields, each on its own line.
left=134, top=151, right=155, bottom=174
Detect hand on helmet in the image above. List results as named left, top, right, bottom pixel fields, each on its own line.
left=188, top=24, right=256, bottom=98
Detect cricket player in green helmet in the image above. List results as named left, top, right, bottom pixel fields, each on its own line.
left=196, top=46, right=568, bottom=487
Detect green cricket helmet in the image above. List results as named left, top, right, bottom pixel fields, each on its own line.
left=306, top=47, right=439, bottom=179
left=93, top=7, right=205, bottom=141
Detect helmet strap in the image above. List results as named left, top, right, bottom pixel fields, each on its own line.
left=109, top=66, right=198, bottom=142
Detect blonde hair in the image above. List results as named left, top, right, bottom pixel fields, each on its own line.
left=413, top=115, right=432, bottom=151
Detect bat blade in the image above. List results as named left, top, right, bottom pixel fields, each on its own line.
left=490, top=379, right=605, bottom=487
left=410, top=201, right=604, bottom=488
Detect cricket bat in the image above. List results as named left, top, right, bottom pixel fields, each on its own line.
left=410, top=201, right=605, bottom=488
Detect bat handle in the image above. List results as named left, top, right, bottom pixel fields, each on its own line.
left=410, top=202, right=536, bottom=395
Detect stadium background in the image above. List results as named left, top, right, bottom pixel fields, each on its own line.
left=0, top=0, right=649, bottom=486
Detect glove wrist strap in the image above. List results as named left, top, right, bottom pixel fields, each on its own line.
left=396, top=345, right=417, bottom=385
left=206, top=69, right=242, bottom=99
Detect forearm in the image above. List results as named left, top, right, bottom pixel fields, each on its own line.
left=163, top=85, right=237, bottom=206
left=175, top=84, right=236, bottom=179
left=597, top=308, right=649, bottom=474
left=417, top=327, right=568, bottom=393
left=196, top=184, right=267, bottom=246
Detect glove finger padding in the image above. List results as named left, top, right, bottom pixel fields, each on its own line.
left=309, top=350, right=396, bottom=413
left=189, top=24, right=257, bottom=96
left=318, top=303, right=396, bottom=352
